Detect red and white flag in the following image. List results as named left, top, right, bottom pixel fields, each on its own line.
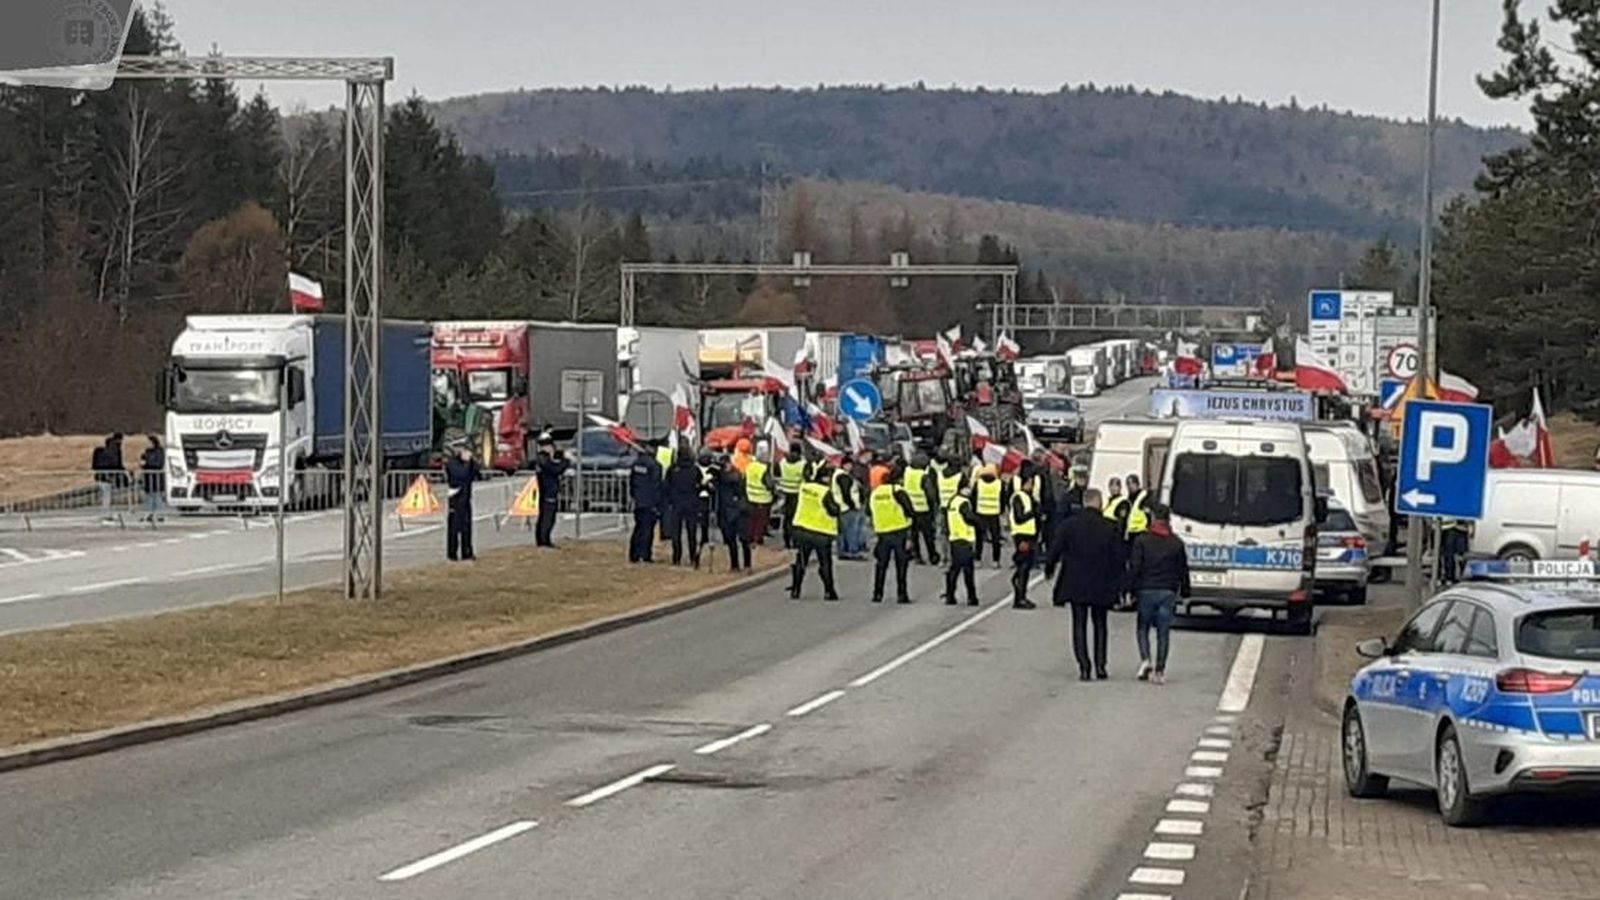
left=1020, top=424, right=1065, bottom=473
left=1173, top=339, right=1204, bottom=377
left=671, top=383, right=698, bottom=444
left=807, top=436, right=846, bottom=462
left=1253, top=338, right=1276, bottom=377
left=1531, top=387, right=1556, bottom=468
left=966, top=414, right=992, bottom=449
left=981, top=442, right=1026, bottom=474
left=587, top=413, right=642, bottom=449
left=288, top=272, right=325, bottom=312
left=1437, top=369, right=1479, bottom=403
left=996, top=332, right=1021, bottom=362
left=793, top=346, right=812, bottom=379
left=942, top=324, right=964, bottom=352
left=806, top=401, right=835, bottom=440
left=1293, top=337, right=1349, bottom=393
left=763, top=416, right=789, bottom=458
left=971, top=334, right=990, bottom=355
left=762, top=361, right=798, bottom=399
left=846, top=418, right=865, bottom=454
left=935, top=334, right=957, bottom=370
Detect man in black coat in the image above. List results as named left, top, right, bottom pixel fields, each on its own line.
left=1044, top=487, right=1125, bottom=681
left=532, top=436, right=569, bottom=547
left=628, top=446, right=664, bottom=563
left=444, top=446, right=480, bottom=562
left=665, top=451, right=703, bottom=567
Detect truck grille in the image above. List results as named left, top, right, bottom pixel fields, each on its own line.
left=182, top=432, right=268, bottom=470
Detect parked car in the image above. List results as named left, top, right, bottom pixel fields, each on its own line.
left=1314, top=497, right=1370, bottom=604
left=1026, top=393, right=1085, bottom=443
left=1473, top=469, right=1600, bottom=562
left=564, top=426, right=633, bottom=511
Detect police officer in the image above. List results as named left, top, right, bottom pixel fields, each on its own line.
left=628, top=444, right=664, bottom=563
left=696, top=449, right=716, bottom=551
left=935, top=451, right=966, bottom=515
left=714, top=454, right=749, bottom=571
left=945, top=487, right=981, bottom=606
left=655, top=440, right=676, bottom=542
left=1102, top=476, right=1130, bottom=535
left=532, top=436, right=569, bottom=547
left=665, top=449, right=703, bottom=567
left=972, top=463, right=1005, bottom=568
left=777, top=443, right=808, bottom=549
left=902, top=451, right=942, bottom=566
left=789, top=464, right=843, bottom=600
left=1439, top=518, right=1472, bottom=585
left=744, top=444, right=776, bottom=549
left=870, top=459, right=919, bottom=604
left=445, top=444, right=479, bottom=562
left=1009, top=461, right=1042, bottom=609
left=1123, top=474, right=1151, bottom=540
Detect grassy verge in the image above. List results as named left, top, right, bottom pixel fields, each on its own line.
left=0, top=540, right=779, bottom=750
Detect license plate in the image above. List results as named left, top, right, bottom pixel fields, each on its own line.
left=1588, top=712, right=1600, bottom=741
left=1192, top=571, right=1225, bottom=587
left=214, top=494, right=237, bottom=502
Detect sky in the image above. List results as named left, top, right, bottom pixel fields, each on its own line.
left=155, top=0, right=1531, bottom=128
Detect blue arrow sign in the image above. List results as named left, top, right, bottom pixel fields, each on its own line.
left=839, top=378, right=882, bottom=422
left=1378, top=378, right=1406, bottom=408
left=1396, top=399, right=1492, bottom=520
left=1309, top=290, right=1342, bottom=321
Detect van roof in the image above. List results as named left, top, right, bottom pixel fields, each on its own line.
left=1171, top=419, right=1303, bottom=438
left=1485, top=468, right=1600, bottom=486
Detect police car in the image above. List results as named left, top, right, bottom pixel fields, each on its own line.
left=1342, top=559, right=1600, bottom=826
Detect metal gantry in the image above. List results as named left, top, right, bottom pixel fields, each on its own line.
left=997, top=302, right=1269, bottom=334
left=117, top=54, right=394, bottom=600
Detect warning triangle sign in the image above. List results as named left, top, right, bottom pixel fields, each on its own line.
left=506, top=477, right=541, bottom=519
left=397, top=475, right=442, bottom=517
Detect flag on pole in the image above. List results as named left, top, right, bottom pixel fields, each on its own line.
left=1436, top=370, right=1479, bottom=403
left=587, top=413, right=642, bottom=449
left=981, top=442, right=1026, bottom=474
left=671, top=383, right=697, bottom=445
left=965, top=415, right=992, bottom=449
left=971, top=334, right=990, bottom=355
left=793, top=345, right=811, bottom=379
left=762, top=361, right=798, bottom=399
left=996, top=332, right=1021, bottom=361
left=806, top=401, right=835, bottom=440
left=1173, top=339, right=1204, bottom=377
left=935, top=334, right=957, bottom=370
left=942, top=324, right=963, bottom=352
left=1253, top=338, right=1276, bottom=377
left=1531, top=387, right=1556, bottom=468
left=807, top=436, right=845, bottom=462
left=846, top=418, right=865, bottom=454
left=1293, top=337, right=1349, bottom=393
left=288, top=272, right=325, bottom=312
left=763, top=416, right=789, bottom=458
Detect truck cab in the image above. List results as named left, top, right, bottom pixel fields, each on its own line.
left=699, top=378, right=782, bottom=451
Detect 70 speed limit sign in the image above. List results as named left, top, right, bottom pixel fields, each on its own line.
left=1386, top=343, right=1419, bottom=379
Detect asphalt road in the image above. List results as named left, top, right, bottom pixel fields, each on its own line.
left=1077, top=375, right=1159, bottom=427
left=0, top=556, right=1265, bottom=900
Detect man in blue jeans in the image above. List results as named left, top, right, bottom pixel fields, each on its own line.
left=1124, top=503, right=1192, bottom=684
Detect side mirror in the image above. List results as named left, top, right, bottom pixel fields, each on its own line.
left=287, top=368, right=307, bottom=406
left=1355, top=637, right=1389, bottom=660
left=1313, top=495, right=1329, bottom=524
left=155, top=368, right=172, bottom=406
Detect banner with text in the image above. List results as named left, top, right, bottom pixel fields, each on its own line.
left=1150, top=389, right=1314, bottom=422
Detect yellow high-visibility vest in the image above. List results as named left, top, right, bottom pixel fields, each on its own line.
left=975, top=478, right=1002, bottom=516
left=792, top=481, right=838, bottom=537
left=1103, top=494, right=1129, bottom=521
left=655, top=445, right=674, bottom=472
left=1010, top=490, right=1038, bottom=537
left=947, top=495, right=976, bottom=543
left=903, top=466, right=931, bottom=513
left=937, top=471, right=962, bottom=509
left=870, top=484, right=913, bottom=534
left=745, top=460, right=773, bottom=504
left=778, top=459, right=807, bottom=495
left=1125, top=490, right=1149, bottom=535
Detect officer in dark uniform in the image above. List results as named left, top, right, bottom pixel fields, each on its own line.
left=532, top=435, right=569, bottom=547
left=665, top=449, right=703, bottom=567
left=714, top=455, right=749, bottom=571
left=696, top=449, right=716, bottom=551
left=628, top=445, right=663, bottom=563
left=445, top=444, right=479, bottom=562
left=789, top=463, right=843, bottom=600
left=1009, top=461, right=1042, bottom=609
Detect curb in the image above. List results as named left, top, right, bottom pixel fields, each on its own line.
left=0, top=565, right=787, bottom=774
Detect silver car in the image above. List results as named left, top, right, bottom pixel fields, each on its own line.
left=1342, top=564, right=1600, bottom=826
left=1315, top=498, right=1370, bottom=604
left=1025, top=393, right=1084, bottom=443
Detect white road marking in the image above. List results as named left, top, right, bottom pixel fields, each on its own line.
left=1155, top=818, right=1204, bottom=836
left=848, top=574, right=1043, bottom=688
left=1213, top=713, right=1237, bottom=723
left=1115, top=894, right=1173, bottom=900
left=173, top=562, right=256, bottom=578
left=0, top=593, right=43, bottom=606
left=64, top=578, right=144, bottom=594
left=1129, top=867, right=1186, bottom=886
left=160, top=538, right=184, bottom=545
left=694, top=723, right=773, bottom=756
left=1184, top=765, right=1223, bottom=779
left=1166, top=798, right=1210, bottom=815
left=1190, top=750, right=1229, bottom=763
left=565, top=763, right=676, bottom=808
left=1174, top=782, right=1215, bottom=798
left=1203, top=724, right=1233, bottom=735
left=1198, top=737, right=1232, bottom=749
left=786, top=690, right=846, bottom=718
left=1, top=548, right=31, bottom=562
left=377, top=820, right=538, bottom=882
left=1218, top=634, right=1263, bottom=713
left=1144, top=841, right=1196, bottom=861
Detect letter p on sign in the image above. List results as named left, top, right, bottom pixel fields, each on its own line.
left=1417, top=411, right=1467, bottom=480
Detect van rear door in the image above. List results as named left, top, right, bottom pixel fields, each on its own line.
left=1168, top=436, right=1308, bottom=600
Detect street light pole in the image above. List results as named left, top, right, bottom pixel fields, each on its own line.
left=1405, top=0, right=1443, bottom=609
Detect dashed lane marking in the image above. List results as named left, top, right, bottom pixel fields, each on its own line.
left=1144, top=841, right=1196, bottom=861
left=64, top=578, right=144, bottom=595
left=694, top=723, right=772, bottom=756
left=0, top=593, right=43, bottom=606
left=565, top=764, right=676, bottom=808
left=1184, top=765, right=1223, bottom=779
left=786, top=690, right=846, bottom=718
left=1166, top=799, right=1210, bottom=815
left=1190, top=750, right=1229, bottom=763
left=1154, top=818, right=1204, bottom=837
left=1129, top=866, right=1186, bottom=887
left=377, top=820, right=538, bottom=882
left=1217, top=633, right=1263, bottom=713
left=1198, top=737, right=1232, bottom=749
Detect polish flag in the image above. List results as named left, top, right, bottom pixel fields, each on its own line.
left=1173, top=339, right=1204, bottom=377
left=793, top=346, right=812, bottom=380
left=763, top=416, right=789, bottom=459
left=966, top=415, right=992, bottom=450
left=1293, top=337, right=1349, bottom=393
left=587, top=413, right=642, bottom=449
left=981, top=442, right=1026, bottom=474
left=806, top=401, right=835, bottom=440
left=762, top=361, right=798, bottom=399
left=996, top=332, right=1021, bottom=362
left=1021, top=424, right=1066, bottom=473
left=935, top=334, right=958, bottom=370
left=1438, top=370, right=1479, bottom=403
left=942, top=324, right=964, bottom=352
left=1490, top=423, right=1531, bottom=469
left=971, top=334, right=990, bottom=355
left=846, top=418, right=865, bottom=454
left=807, top=436, right=846, bottom=462
left=288, top=272, right=325, bottom=312
left=1531, top=387, right=1556, bottom=468
left=1253, top=338, right=1276, bottom=377
left=671, top=383, right=698, bottom=444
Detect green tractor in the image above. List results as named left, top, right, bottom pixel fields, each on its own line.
left=430, top=368, right=496, bottom=466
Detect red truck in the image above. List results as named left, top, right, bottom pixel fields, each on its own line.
left=431, top=322, right=535, bottom=472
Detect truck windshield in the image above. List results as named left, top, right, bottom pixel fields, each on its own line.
left=899, top=379, right=947, bottom=417
left=1169, top=452, right=1303, bottom=527
left=466, top=369, right=512, bottom=402
left=170, top=366, right=280, bottom=413
left=708, top=393, right=767, bottom=429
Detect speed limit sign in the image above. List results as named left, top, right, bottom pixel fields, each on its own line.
left=1386, top=343, right=1419, bottom=379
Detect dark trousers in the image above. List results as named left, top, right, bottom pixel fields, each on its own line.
left=910, top=511, right=941, bottom=564
left=1440, top=529, right=1469, bottom=584
left=1012, top=535, right=1038, bottom=604
left=746, top=503, right=771, bottom=545
left=447, top=499, right=475, bottom=561
left=697, top=505, right=711, bottom=547
left=535, top=498, right=559, bottom=547
left=945, top=540, right=979, bottom=604
left=873, top=530, right=911, bottom=602
left=779, top=492, right=799, bottom=548
left=670, top=505, right=701, bottom=566
left=720, top=514, right=749, bottom=571
left=1071, top=603, right=1109, bottom=675
left=630, top=508, right=658, bottom=562
left=974, top=514, right=1002, bottom=564
left=790, top=532, right=837, bottom=598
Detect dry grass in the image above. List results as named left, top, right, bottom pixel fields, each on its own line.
left=0, top=540, right=780, bottom=750
left=1313, top=599, right=1409, bottom=716
left=0, top=434, right=117, bottom=503
left=1546, top=413, right=1600, bottom=469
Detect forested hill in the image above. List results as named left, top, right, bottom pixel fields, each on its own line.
left=434, top=84, right=1522, bottom=237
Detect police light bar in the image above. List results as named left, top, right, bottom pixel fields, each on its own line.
left=1465, top=559, right=1599, bottom=581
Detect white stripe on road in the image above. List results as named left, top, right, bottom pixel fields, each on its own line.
left=848, top=574, right=1044, bottom=688
left=1217, top=633, right=1263, bottom=713
left=0, top=593, right=43, bottom=606
left=377, top=820, right=538, bottom=882
left=565, top=763, right=675, bottom=808
left=1198, top=737, right=1232, bottom=749
left=1129, top=867, right=1186, bottom=887
left=64, top=578, right=144, bottom=595
left=173, top=562, right=257, bottom=578
left=1174, top=782, right=1215, bottom=798
left=1, top=548, right=31, bottom=562
left=1184, top=765, right=1223, bottom=779
left=1115, top=894, right=1173, bottom=900
left=1143, top=841, right=1196, bottom=861
left=694, top=723, right=772, bottom=756
left=786, top=690, right=846, bottom=718
left=1166, top=799, right=1210, bottom=815
left=1190, top=750, right=1229, bottom=763
left=1155, top=818, right=1204, bottom=837
left=1204, top=724, right=1232, bottom=736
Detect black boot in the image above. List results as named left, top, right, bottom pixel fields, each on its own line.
left=897, top=595, right=912, bottom=604
left=1013, top=598, right=1037, bottom=610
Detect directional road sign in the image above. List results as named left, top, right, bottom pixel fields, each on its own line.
left=1396, top=399, right=1492, bottom=520
left=1378, top=378, right=1406, bottom=408
left=838, top=378, right=883, bottom=422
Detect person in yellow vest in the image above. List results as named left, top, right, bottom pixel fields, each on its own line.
left=744, top=444, right=776, bottom=549
left=973, top=463, right=1005, bottom=568
left=944, top=488, right=981, bottom=606
left=901, top=451, right=942, bottom=567
left=789, top=464, right=843, bottom=600
left=1123, top=474, right=1151, bottom=540
left=1009, top=461, right=1042, bottom=609
left=776, top=442, right=808, bottom=549
left=934, top=451, right=966, bottom=513
left=655, top=440, right=677, bottom=542
left=1102, top=476, right=1130, bottom=535
left=870, top=459, right=920, bottom=604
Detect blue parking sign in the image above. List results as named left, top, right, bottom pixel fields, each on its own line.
left=1309, top=290, right=1342, bottom=321
left=1396, top=400, right=1491, bottom=520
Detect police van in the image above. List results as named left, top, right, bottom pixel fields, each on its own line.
left=1160, top=419, right=1323, bottom=629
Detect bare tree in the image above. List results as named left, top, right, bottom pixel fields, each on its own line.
left=277, top=118, right=341, bottom=275
left=553, top=195, right=616, bottom=321
left=98, top=88, right=185, bottom=319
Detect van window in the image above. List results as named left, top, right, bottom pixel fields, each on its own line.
left=1170, top=452, right=1304, bottom=527
left=1357, top=459, right=1384, bottom=504
left=1144, top=439, right=1170, bottom=492
left=1313, top=463, right=1330, bottom=493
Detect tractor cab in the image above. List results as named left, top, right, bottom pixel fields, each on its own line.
left=699, top=378, right=782, bottom=451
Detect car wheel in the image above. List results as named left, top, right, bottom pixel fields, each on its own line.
left=1341, top=704, right=1389, bottom=798
left=1498, top=544, right=1538, bottom=565
left=1436, top=725, right=1487, bottom=827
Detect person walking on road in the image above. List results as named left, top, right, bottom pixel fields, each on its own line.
left=1008, top=461, right=1042, bottom=610
left=744, top=444, right=776, bottom=549
left=902, top=451, right=942, bottom=566
left=972, top=463, right=1005, bottom=568
left=1045, top=488, right=1125, bottom=681
left=445, top=445, right=479, bottom=562
left=789, top=465, right=843, bottom=600
left=628, top=444, right=664, bottom=563
left=777, top=443, right=807, bottom=549
left=1125, top=503, right=1191, bottom=685
left=714, top=455, right=749, bottom=571
left=665, top=450, right=703, bottom=567
left=944, top=488, right=981, bottom=606
left=532, top=436, right=569, bottom=547
left=869, top=460, right=918, bottom=604
left=139, top=435, right=165, bottom=522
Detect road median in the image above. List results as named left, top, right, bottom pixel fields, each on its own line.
left=0, top=540, right=783, bottom=771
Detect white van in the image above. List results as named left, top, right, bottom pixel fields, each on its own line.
left=1302, top=422, right=1390, bottom=549
left=1161, top=419, right=1321, bottom=628
left=1088, top=419, right=1174, bottom=498
left=1473, top=469, right=1600, bottom=562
